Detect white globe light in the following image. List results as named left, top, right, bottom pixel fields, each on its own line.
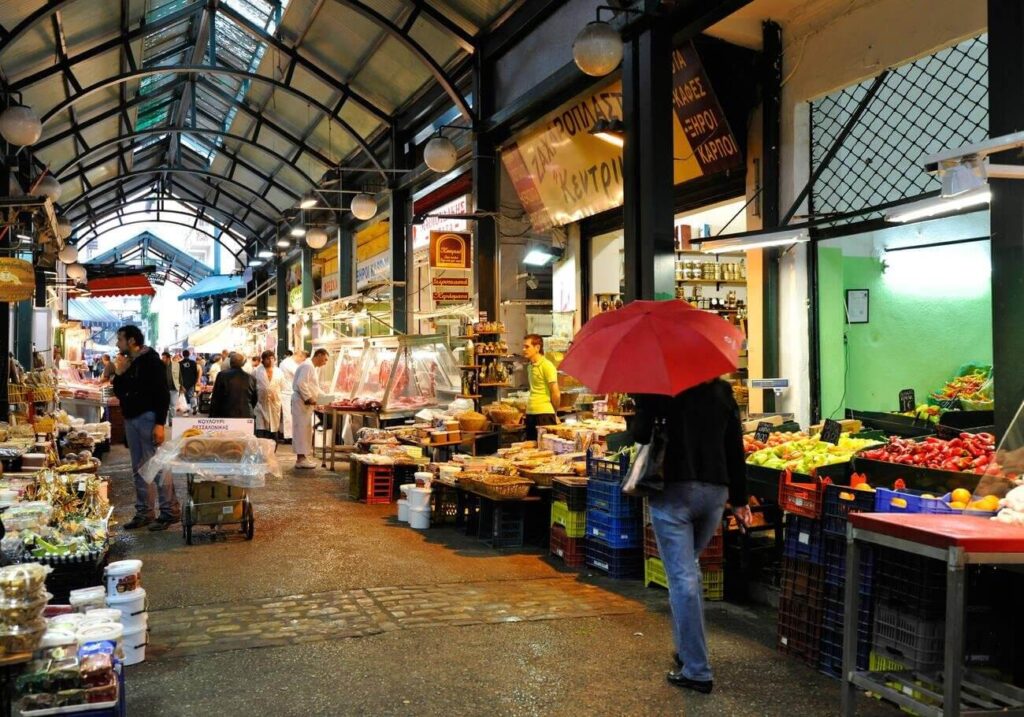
left=350, top=193, right=378, bottom=221
left=572, top=21, right=623, bottom=77
left=306, top=227, right=329, bottom=249
left=424, top=135, right=457, bottom=173
left=66, top=263, right=87, bottom=282
left=0, top=104, right=43, bottom=146
left=56, top=216, right=73, bottom=240
left=58, top=245, right=78, bottom=264
left=36, top=175, right=62, bottom=203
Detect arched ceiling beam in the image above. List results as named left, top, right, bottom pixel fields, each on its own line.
left=2, top=0, right=392, bottom=126
left=76, top=208, right=246, bottom=253
left=38, top=65, right=385, bottom=176
left=58, top=130, right=318, bottom=214
left=329, top=0, right=473, bottom=121
left=63, top=168, right=282, bottom=217
left=74, top=215, right=245, bottom=261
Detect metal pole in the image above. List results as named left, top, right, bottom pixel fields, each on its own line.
left=473, top=51, right=499, bottom=323
left=301, top=246, right=313, bottom=352
left=761, top=21, right=782, bottom=413
left=276, top=264, right=288, bottom=357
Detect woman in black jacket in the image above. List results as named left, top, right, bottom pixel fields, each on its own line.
left=633, top=379, right=752, bottom=695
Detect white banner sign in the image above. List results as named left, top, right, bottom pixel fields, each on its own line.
left=172, top=417, right=255, bottom=440
left=412, top=195, right=469, bottom=249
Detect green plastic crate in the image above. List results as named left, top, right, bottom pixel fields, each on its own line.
left=551, top=500, right=586, bottom=538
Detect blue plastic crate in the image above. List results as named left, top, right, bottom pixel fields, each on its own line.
left=873, top=487, right=958, bottom=515
left=818, top=624, right=871, bottom=678
left=822, top=536, right=875, bottom=595
left=822, top=483, right=877, bottom=537
left=586, top=450, right=630, bottom=484
left=586, top=477, right=641, bottom=517
left=782, top=514, right=825, bottom=565
left=585, top=508, right=642, bottom=548
left=584, top=537, right=643, bottom=579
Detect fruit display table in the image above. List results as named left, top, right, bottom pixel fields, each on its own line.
left=840, top=513, right=1024, bottom=716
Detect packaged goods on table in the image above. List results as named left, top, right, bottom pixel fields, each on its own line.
left=140, top=430, right=280, bottom=489
left=0, top=563, right=51, bottom=655
left=17, top=629, right=121, bottom=712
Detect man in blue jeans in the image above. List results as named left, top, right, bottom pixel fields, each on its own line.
left=634, top=380, right=752, bottom=695
left=112, top=325, right=180, bottom=531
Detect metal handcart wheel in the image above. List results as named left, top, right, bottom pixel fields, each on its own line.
left=241, top=496, right=254, bottom=540
left=183, top=497, right=195, bottom=545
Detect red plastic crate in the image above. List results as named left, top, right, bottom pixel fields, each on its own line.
left=644, top=525, right=659, bottom=558
left=777, top=593, right=824, bottom=667
left=778, top=469, right=830, bottom=519
left=550, top=524, right=585, bottom=567
left=364, top=466, right=394, bottom=505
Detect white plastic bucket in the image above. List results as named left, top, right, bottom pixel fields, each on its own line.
left=123, top=625, right=148, bottom=665
left=406, top=487, right=432, bottom=509
left=77, top=622, right=123, bottom=655
left=408, top=506, right=430, bottom=530
left=397, top=499, right=409, bottom=522
left=104, top=560, right=142, bottom=596
left=69, top=586, right=107, bottom=612
left=84, top=608, right=123, bottom=624
left=414, top=471, right=433, bottom=487
left=399, top=483, right=414, bottom=497
left=105, top=588, right=147, bottom=630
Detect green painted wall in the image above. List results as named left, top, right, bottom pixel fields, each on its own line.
left=818, top=241, right=992, bottom=415
left=818, top=247, right=847, bottom=419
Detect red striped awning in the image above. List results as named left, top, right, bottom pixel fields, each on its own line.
left=87, top=274, right=156, bottom=297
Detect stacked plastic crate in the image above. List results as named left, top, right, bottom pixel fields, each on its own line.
left=818, top=483, right=877, bottom=678
left=643, top=499, right=725, bottom=600
left=583, top=453, right=643, bottom=578
left=776, top=470, right=828, bottom=667
left=549, top=477, right=588, bottom=567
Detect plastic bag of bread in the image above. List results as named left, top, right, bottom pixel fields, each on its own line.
left=138, top=431, right=280, bottom=488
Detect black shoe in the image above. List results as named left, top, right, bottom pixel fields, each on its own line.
left=667, top=669, right=713, bottom=694
left=148, top=517, right=179, bottom=532
left=123, top=516, right=152, bottom=530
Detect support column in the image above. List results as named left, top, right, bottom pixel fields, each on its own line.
left=390, top=189, right=409, bottom=334
left=338, top=227, right=353, bottom=297
left=0, top=133, right=10, bottom=420
left=276, top=266, right=288, bottom=357
left=762, top=21, right=782, bottom=413
left=211, top=297, right=221, bottom=321
left=16, top=298, right=31, bottom=370
left=622, top=22, right=675, bottom=302
left=301, top=247, right=314, bottom=352
left=255, top=269, right=268, bottom=318
left=473, top=53, right=499, bottom=323
left=989, top=0, right=1024, bottom=437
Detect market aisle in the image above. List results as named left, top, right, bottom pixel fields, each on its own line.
left=102, top=445, right=895, bottom=716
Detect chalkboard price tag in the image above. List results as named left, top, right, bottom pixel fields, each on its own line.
left=898, top=389, right=916, bottom=413
left=754, top=422, right=774, bottom=443
left=821, top=419, right=843, bottom=445
left=939, top=397, right=962, bottom=411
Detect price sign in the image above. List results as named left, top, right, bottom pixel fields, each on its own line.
left=898, top=389, right=916, bottom=413
left=939, top=397, right=962, bottom=411
left=821, top=419, right=843, bottom=445
left=754, top=421, right=774, bottom=443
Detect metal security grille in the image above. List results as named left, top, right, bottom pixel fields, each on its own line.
left=809, top=35, right=988, bottom=225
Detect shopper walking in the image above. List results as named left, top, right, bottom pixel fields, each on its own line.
left=209, top=352, right=258, bottom=419
left=521, top=334, right=560, bottom=441
left=279, top=349, right=302, bottom=441
left=207, top=354, right=222, bottom=387
left=178, top=350, right=198, bottom=414
left=161, top=351, right=180, bottom=424
left=291, top=348, right=327, bottom=469
left=112, top=325, right=180, bottom=531
left=633, top=380, right=752, bottom=694
left=253, top=350, right=286, bottom=439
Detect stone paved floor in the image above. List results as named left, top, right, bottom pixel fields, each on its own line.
left=101, top=444, right=897, bottom=716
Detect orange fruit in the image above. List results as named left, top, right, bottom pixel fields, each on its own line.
left=951, top=488, right=972, bottom=505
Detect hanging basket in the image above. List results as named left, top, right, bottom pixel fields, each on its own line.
left=0, top=258, right=34, bottom=302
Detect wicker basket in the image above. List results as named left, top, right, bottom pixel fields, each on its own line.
left=458, top=415, right=489, bottom=432
left=474, top=475, right=532, bottom=500
left=487, top=406, right=521, bottom=426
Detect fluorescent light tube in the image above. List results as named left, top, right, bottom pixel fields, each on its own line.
left=700, top=229, right=810, bottom=254
left=290, top=226, right=306, bottom=237
left=258, top=250, right=274, bottom=258
left=523, top=249, right=555, bottom=266
left=885, top=186, right=991, bottom=223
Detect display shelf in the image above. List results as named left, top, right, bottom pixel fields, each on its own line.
left=479, top=382, right=512, bottom=388
left=675, top=279, right=746, bottom=286
left=459, top=394, right=482, bottom=399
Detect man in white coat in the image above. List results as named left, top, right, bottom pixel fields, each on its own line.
left=253, top=350, right=286, bottom=439
left=291, top=348, right=327, bottom=469
left=279, top=349, right=303, bottom=441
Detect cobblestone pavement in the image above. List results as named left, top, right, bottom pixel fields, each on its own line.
left=150, top=577, right=644, bottom=658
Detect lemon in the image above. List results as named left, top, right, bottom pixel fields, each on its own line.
left=949, top=501, right=967, bottom=510
left=951, top=488, right=972, bottom=505
left=854, top=483, right=874, bottom=492
left=891, top=498, right=908, bottom=508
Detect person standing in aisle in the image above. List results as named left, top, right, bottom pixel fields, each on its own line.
left=209, top=352, right=258, bottom=419
left=253, top=350, right=286, bottom=439
left=278, top=349, right=302, bottom=442
left=112, top=325, right=180, bottom=531
left=99, top=354, right=115, bottom=385
left=178, top=350, right=198, bottom=414
left=633, top=380, right=753, bottom=695
left=521, top=334, right=560, bottom=441
left=291, top=348, right=328, bottom=469
left=161, top=351, right=180, bottom=425
left=207, top=354, right=222, bottom=388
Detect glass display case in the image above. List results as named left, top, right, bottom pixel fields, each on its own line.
left=321, top=338, right=368, bottom=397
left=350, top=335, right=461, bottom=415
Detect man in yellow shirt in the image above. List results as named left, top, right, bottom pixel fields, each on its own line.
left=522, top=334, right=560, bottom=441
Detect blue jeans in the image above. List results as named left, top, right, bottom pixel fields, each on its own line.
left=182, top=386, right=196, bottom=412
left=125, top=411, right=180, bottom=521
left=648, top=480, right=728, bottom=682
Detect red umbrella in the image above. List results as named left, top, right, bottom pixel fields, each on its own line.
left=559, top=300, right=744, bottom=395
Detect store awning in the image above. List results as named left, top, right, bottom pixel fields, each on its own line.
left=178, top=275, right=245, bottom=301
left=87, top=275, right=156, bottom=298
left=68, top=299, right=121, bottom=328
left=188, top=317, right=247, bottom=355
